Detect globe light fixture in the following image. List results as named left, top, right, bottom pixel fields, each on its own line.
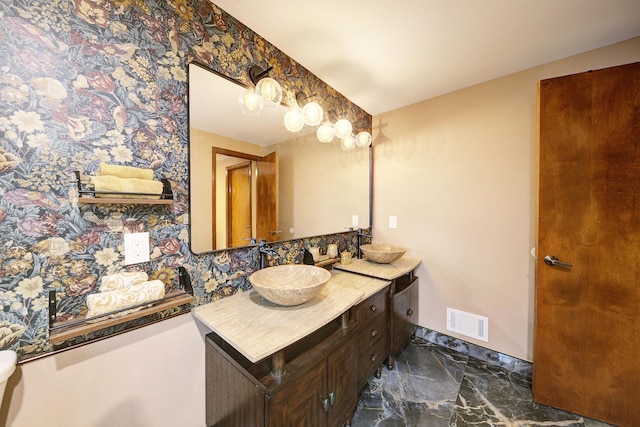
left=334, top=119, right=352, bottom=139
left=317, top=123, right=334, bottom=143
left=239, top=89, right=263, bottom=116
left=302, top=101, right=324, bottom=126
left=355, top=131, right=372, bottom=148
left=284, top=108, right=304, bottom=132
left=340, top=134, right=356, bottom=151
left=256, top=77, right=282, bottom=107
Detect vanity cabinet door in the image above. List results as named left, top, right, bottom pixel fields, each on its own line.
left=326, top=336, right=357, bottom=427
left=268, top=334, right=357, bottom=427
left=268, top=358, right=326, bottom=427
left=391, top=276, right=419, bottom=358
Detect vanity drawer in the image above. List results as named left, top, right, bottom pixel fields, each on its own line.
left=354, top=288, right=388, bottom=326
left=356, top=314, right=387, bottom=352
left=357, top=335, right=387, bottom=385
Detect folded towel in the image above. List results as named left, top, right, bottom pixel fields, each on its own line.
left=91, top=175, right=164, bottom=199
left=99, top=271, right=149, bottom=292
left=86, top=280, right=165, bottom=319
left=97, top=163, right=154, bottom=181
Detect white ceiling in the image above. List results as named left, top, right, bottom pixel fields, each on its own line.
left=211, top=0, right=640, bottom=116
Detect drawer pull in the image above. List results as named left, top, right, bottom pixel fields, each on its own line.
left=329, top=391, right=335, bottom=406
left=370, top=305, right=377, bottom=313
left=370, top=329, right=378, bottom=338
left=370, top=354, right=377, bottom=363
left=322, top=397, right=329, bottom=413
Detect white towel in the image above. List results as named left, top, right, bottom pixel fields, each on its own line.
left=86, top=280, right=165, bottom=319
left=99, top=271, right=148, bottom=292
left=91, top=175, right=164, bottom=199
left=97, top=163, right=154, bottom=180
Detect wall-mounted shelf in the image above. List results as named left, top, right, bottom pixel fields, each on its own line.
left=74, top=171, right=173, bottom=205
left=48, top=267, right=194, bottom=344
left=315, top=257, right=340, bottom=268
left=48, top=291, right=193, bottom=344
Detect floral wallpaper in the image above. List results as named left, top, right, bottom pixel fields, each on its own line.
left=0, top=0, right=371, bottom=361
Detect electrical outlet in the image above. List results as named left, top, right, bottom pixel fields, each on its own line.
left=352, top=215, right=359, bottom=227
left=389, top=215, right=398, bottom=229
left=124, top=232, right=150, bottom=265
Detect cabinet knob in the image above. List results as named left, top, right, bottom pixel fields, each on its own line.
left=407, top=308, right=414, bottom=317
left=329, top=391, right=335, bottom=406
left=370, top=329, right=378, bottom=338
left=322, top=397, right=329, bottom=413
left=370, top=354, right=377, bottom=363
left=370, top=305, right=377, bottom=313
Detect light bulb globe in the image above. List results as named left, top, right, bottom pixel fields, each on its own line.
left=355, top=131, right=372, bottom=148
left=302, top=102, right=324, bottom=126
left=317, top=123, right=334, bottom=143
left=256, top=77, right=282, bottom=107
left=340, top=134, right=356, bottom=151
left=239, top=89, right=263, bottom=116
left=284, top=109, right=304, bottom=132
left=334, top=119, right=352, bottom=139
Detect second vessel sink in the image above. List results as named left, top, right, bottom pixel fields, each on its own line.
left=249, top=264, right=331, bottom=306
left=360, top=244, right=406, bottom=264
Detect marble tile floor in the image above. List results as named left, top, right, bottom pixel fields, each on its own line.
left=352, top=338, right=616, bottom=427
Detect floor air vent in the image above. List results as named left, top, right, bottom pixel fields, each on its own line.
left=446, top=308, right=489, bottom=342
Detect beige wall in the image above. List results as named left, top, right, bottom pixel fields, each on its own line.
left=372, top=37, right=640, bottom=361
left=4, top=315, right=206, bottom=427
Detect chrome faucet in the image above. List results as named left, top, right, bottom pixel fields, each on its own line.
left=357, top=228, right=372, bottom=259
left=257, top=240, right=279, bottom=269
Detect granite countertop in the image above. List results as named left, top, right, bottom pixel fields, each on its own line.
left=192, top=269, right=389, bottom=363
left=333, top=256, right=421, bottom=280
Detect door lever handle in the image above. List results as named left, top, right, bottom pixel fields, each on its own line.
left=544, top=255, right=572, bottom=269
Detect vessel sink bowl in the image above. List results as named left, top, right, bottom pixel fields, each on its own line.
left=360, top=244, right=406, bottom=264
left=249, top=265, right=331, bottom=306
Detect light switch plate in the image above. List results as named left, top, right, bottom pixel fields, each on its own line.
left=124, top=232, right=150, bottom=265
left=352, top=215, right=359, bottom=227
left=389, top=215, right=398, bottom=229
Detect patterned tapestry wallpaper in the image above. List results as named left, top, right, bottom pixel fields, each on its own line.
left=0, top=0, right=371, bottom=361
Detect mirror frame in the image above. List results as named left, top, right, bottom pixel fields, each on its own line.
left=187, top=61, right=374, bottom=254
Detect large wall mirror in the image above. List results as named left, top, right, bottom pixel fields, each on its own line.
left=189, top=63, right=371, bottom=254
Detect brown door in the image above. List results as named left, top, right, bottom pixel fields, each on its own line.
left=256, top=151, right=279, bottom=242
left=268, top=359, right=326, bottom=426
left=534, top=62, right=640, bottom=427
left=226, top=162, right=252, bottom=248
left=326, top=336, right=357, bottom=426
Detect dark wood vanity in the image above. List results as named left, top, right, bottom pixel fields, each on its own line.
left=206, top=317, right=358, bottom=426
left=197, top=259, right=420, bottom=427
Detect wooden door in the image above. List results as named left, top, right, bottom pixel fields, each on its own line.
left=256, top=151, right=279, bottom=242
left=534, top=62, right=640, bottom=427
left=326, top=336, right=358, bottom=427
left=268, top=359, right=326, bottom=427
left=227, top=162, right=252, bottom=248
left=390, top=277, right=419, bottom=362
